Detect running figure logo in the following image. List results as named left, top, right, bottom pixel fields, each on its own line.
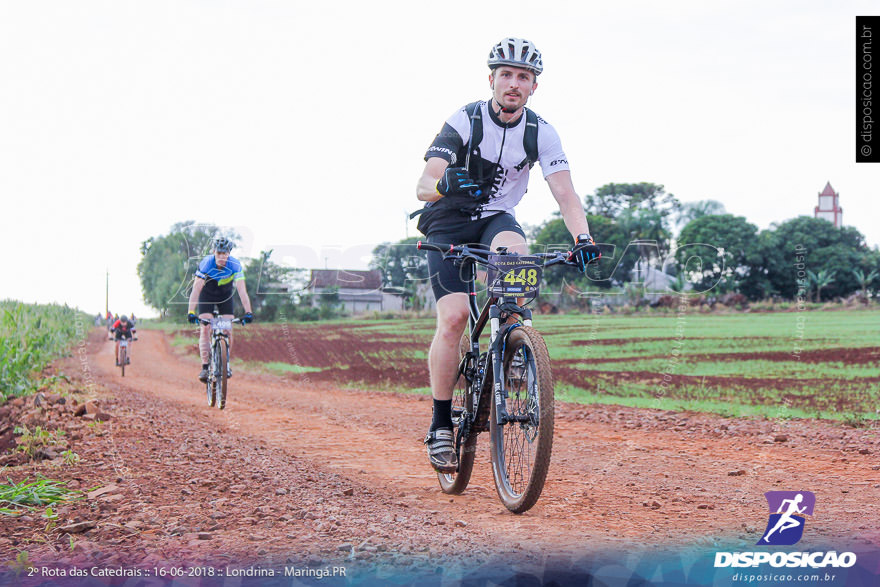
left=758, top=491, right=816, bottom=546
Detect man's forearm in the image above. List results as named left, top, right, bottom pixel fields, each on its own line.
left=188, top=280, right=203, bottom=313
left=416, top=174, right=442, bottom=202
left=559, top=196, right=590, bottom=239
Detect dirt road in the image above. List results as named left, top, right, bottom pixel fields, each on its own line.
left=3, top=328, right=879, bottom=582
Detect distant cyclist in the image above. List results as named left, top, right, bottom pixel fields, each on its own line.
left=108, top=312, right=118, bottom=340
left=111, top=315, right=137, bottom=366
left=187, top=237, right=254, bottom=382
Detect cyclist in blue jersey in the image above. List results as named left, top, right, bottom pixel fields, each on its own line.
left=186, top=237, right=254, bottom=382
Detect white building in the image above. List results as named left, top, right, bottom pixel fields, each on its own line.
left=307, top=269, right=404, bottom=314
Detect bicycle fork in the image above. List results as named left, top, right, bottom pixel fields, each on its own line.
left=209, top=333, right=229, bottom=382
left=489, top=304, right=535, bottom=426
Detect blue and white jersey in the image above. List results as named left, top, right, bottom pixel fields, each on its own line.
left=195, top=255, right=245, bottom=297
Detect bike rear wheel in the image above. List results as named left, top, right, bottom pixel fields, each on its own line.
left=438, top=335, right=479, bottom=494
left=489, top=326, right=554, bottom=513
left=217, top=338, right=228, bottom=410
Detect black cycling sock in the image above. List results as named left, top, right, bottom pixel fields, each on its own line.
left=202, top=363, right=208, bottom=369
left=431, top=399, right=453, bottom=431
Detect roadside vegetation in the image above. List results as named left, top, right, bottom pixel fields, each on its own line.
left=0, top=301, right=91, bottom=401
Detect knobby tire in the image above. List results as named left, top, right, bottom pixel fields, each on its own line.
left=218, top=338, right=228, bottom=410
left=120, top=346, right=126, bottom=377
left=207, top=342, right=217, bottom=407
left=489, top=326, right=554, bottom=513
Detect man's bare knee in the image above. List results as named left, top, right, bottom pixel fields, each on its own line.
left=435, top=295, right=469, bottom=338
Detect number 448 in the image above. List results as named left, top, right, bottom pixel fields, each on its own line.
left=503, top=268, right=539, bottom=286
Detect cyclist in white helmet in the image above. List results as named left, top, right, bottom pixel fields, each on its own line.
left=186, top=238, right=254, bottom=383
left=415, top=37, right=601, bottom=473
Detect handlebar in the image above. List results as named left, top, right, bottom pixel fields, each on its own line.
left=197, top=317, right=244, bottom=326
left=417, top=241, right=578, bottom=268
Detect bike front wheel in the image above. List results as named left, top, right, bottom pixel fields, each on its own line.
left=217, top=338, right=228, bottom=410
left=489, top=326, right=554, bottom=513
left=120, top=346, right=126, bottom=377
left=207, top=347, right=217, bottom=407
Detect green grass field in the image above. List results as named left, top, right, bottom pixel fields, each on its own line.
left=181, top=308, right=880, bottom=422
left=524, top=310, right=878, bottom=420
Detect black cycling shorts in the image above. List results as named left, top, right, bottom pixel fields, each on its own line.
left=198, top=294, right=234, bottom=316
left=426, top=212, right=526, bottom=300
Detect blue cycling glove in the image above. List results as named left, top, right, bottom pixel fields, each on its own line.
left=187, top=312, right=199, bottom=324
left=242, top=312, right=254, bottom=325
left=570, top=234, right=601, bottom=272
left=436, top=167, right=480, bottom=197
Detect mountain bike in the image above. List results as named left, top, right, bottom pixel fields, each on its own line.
left=117, top=338, right=130, bottom=377
left=417, top=241, right=584, bottom=513
left=198, top=312, right=242, bottom=410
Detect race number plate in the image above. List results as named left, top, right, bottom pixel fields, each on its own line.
left=487, top=254, right=542, bottom=298
left=212, top=318, right=232, bottom=330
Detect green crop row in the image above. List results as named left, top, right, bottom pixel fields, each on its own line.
left=0, top=300, right=91, bottom=401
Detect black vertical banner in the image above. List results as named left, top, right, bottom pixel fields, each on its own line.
left=857, top=16, right=880, bottom=162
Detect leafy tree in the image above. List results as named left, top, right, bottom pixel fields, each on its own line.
left=370, top=237, right=428, bottom=290
left=676, top=214, right=762, bottom=298
left=766, top=217, right=871, bottom=300
left=675, top=199, right=726, bottom=229
left=748, top=228, right=787, bottom=300
left=584, top=182, right=681, bottom=222
left=807, top=269, right=836, bottom=302
left=531, top=214, right=621, bottom=288
left=584, top=183, right=681, bottom=277
left=852, top=267, right=879, bottom=300
left=138, top=222, right=238, bottom=319
left=237, top=250, right=304, bottom=321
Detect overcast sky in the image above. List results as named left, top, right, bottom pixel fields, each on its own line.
left=1, top=1, right=877, bottom=317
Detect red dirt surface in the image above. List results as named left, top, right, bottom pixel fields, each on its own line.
left=2, top=329, right=879, bottom=582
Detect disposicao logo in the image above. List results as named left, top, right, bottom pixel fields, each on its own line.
left=714, top=490, right=857, bottom=569
left=758, top=491, right=815, bottom=546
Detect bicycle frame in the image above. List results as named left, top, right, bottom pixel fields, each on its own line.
left=458, top=253, right=535, bottom=428
left=202, top=315, right=235, bottom=378
left=418, top=241, right=576, bottom=435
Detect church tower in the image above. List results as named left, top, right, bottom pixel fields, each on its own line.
left=814, top=182, right=843, bottom=227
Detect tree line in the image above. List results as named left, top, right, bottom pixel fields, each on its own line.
left=139, top=186, right=880, bottom=319
left=372, top=183, right=880, bottom=304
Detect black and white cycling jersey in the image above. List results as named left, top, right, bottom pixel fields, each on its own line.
left=424, top=100, right=570, bottom=219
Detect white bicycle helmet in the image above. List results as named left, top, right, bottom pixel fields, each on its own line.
left=487, top=37, right=543, bottom=75
left=212, top=237, right=233, bottom=253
